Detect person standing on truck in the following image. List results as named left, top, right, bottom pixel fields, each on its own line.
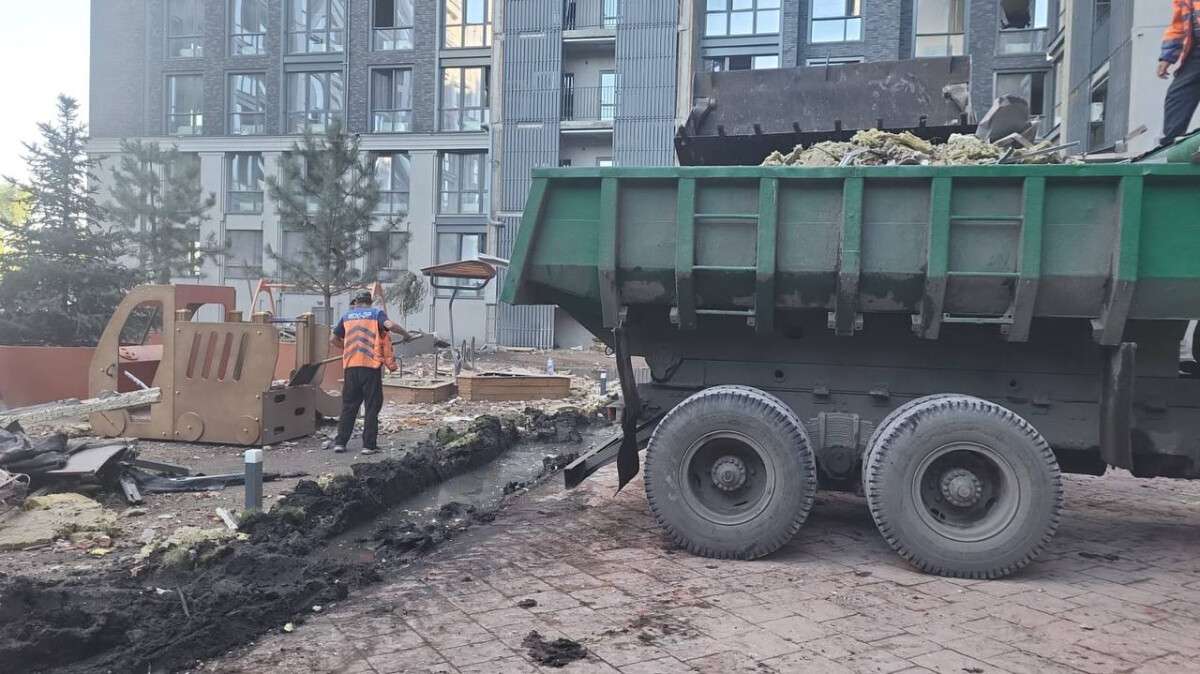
left=1159, top=0, right=1200, bottom=144
left=329, top=291, right=410, bottom=455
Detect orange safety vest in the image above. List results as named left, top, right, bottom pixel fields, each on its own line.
left=340, top=309, right=398, bottom=371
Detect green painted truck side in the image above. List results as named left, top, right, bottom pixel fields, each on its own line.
left=502, top=164, right=1200, bottom=340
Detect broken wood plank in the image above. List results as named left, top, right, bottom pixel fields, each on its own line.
left=0, top=388, right=161, bottom=428
left=118, top=474, right=143, bottom=505
left=215, top=507, right=239, bottom=531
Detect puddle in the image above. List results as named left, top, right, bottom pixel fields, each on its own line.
left=393, top=427, right=610, bottom=525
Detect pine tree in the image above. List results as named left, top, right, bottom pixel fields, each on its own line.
left=267, top=120, right=401, bottom=312
left=106, top=140, right=218, bottom=284
left=0, top=96, right=139, bottom=346
left=385, top=270, right=428, bottom=324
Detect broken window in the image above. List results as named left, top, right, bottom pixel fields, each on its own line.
left=998, top=0, right=1049, bottom=54
left=915, top=0, right=965, bottom=57
left=374, top=0, right=415, bottom=50
left=810, top=0, right=861, bottom=43
left=995, top=71, right=1046, bottom=120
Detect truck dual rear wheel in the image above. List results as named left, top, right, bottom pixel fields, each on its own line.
left=645, top=385, right=817, bottom=560
left=864, top=395, right=1063, bottom=579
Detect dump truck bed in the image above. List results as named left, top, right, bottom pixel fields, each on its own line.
left=503, top=163, right=1200, bottom=343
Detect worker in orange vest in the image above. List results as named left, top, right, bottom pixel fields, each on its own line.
left=1159, top=0, right=1200, bottom=144
left=329, top=290, right=409, bottom=454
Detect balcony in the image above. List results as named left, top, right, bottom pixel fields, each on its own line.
left=563, top=0, right=618, bottom=40
left=560, top=86, right=617, bottom=131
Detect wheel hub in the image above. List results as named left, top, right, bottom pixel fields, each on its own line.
left=940, top=468, right=983, bottom=508
left=711, top=456, right=748, bottom=492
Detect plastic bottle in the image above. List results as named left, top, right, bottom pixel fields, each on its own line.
left=546, top=357, right=556, bottom=374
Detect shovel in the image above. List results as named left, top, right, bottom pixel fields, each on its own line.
left=287, top=332, right=437, bottom=387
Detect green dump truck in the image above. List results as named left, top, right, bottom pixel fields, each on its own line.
left=501, top=135, right=1200, bottom=579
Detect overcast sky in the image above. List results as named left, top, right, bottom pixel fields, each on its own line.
left=0, top=2, right=91, bottom=182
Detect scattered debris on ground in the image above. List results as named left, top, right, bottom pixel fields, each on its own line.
left=0, top=493, right=116, bottom=552
left=522, top=630, right=588, bottom=668
left=0, top=407, right=606, bottom=673
left=762, top=129, right=1077, bottom=167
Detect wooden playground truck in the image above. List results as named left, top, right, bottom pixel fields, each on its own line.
left=502, top=132, right=1200, bottom=579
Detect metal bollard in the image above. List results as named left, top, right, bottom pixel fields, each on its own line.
left=599, top=369, right=608, bottom=395
left=244, top=449, right=263, bottom=512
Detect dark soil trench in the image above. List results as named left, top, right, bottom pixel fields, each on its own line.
left=0, top=408, right=611, bottom=673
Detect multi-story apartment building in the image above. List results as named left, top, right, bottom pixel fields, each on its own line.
left=90, top=0, right=497, bottom=341
left=98, top=1, right=1155, bottom=347
left=1053, top=0, right=1200, bottom=157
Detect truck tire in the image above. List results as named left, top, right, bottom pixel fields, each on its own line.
left=645, top=385, right=817, bottom=560
left=864, top=395, right=1063, bottom=579
left=862, top=394, right=960, bottom=487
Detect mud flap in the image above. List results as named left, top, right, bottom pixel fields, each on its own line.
left=614, top=327, right=642, bottom=491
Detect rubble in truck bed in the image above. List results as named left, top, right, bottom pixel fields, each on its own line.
left=0, top=406, right=609, bottom=674
left=761, top=129, right=1079, bottom=167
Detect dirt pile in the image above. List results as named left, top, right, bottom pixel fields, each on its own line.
left=762, top=130, right=1072, bottom=167
left=0, top=413, right=589, bottom=674
left=523, top=630, right=588, bottom=667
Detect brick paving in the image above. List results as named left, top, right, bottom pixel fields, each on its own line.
left=209, top=466, right=1200, bottom=673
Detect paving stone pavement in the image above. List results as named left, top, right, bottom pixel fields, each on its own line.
left=207, top=466, right=1200, bottom=673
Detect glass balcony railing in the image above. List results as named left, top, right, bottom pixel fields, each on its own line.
left=371, top=110, right=413, bottom=133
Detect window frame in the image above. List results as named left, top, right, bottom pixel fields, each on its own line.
left=805, top=55, right=864, bottom=65
left=287, top=0, right=347, bottom=54
left=704, top=53, right=781, bottom=72
left=373, top=0, right=415, bottom=50
left=367, top=230, right=410, bottom=276
left=286, top=70, right=346, bottom=134
left=229, top=0, right=268, bottom=56
left=225, top=229, right=264, bottom=279
left=166, top=74, right=205, bottom=136
left=226, top=152, right=265, bottom=214
left=435, top=231, right=487, bottom=298
left=809, top=0, right=863, bottom=44
left=228, top=72, right=267, bottom=136
left=167, top=0, right=205, bottom=58
left=440, top=66, right=490, bottom=132
left=704, top=0, right=781, bottom=37
left=443, top=0, right=492, bottom=49
left=913, top=0, right=966, bottom=57
left=370, top=67, right=414, bottom=133
left=993, top=69, right=1048, bottom=121
left=438, top=152, right=488, bottom=215
left=372, top=152, right=412, bottom=216
left=997, top=0, right=1050, bottom=54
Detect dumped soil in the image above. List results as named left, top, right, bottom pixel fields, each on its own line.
left=0, top=411, right=604, bottom=673
left=523, top=630, right=589, bottom=668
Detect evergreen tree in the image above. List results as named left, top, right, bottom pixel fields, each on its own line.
left=384, top=270, right=428, bottom=324
left=267, top=120, right=401, bottom=311
left=106, top=140, right=218, bottom=284
left=0, top=96, right=138, bottom=346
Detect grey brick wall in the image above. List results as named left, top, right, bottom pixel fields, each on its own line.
left=91, top=0, right=148, bottom=137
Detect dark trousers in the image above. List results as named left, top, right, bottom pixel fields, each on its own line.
left=335, top=366, right=384, bottom=449
left=1164, top=53, right=1200, bottom=143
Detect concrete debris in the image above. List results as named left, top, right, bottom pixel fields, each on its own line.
left=762, top=129, right=1075, bottom=167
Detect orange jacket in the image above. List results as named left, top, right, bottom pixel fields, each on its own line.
left=1161, top=0, right=1198, bottom=64
left=336, top=307, right=398, bottom=371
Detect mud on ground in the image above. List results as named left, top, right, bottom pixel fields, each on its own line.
left=0, top=404, right=611, bottom=674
